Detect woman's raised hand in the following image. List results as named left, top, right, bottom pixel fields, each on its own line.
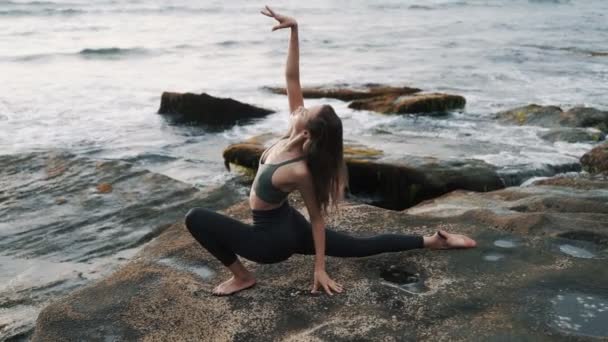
left=260, top=5, right=297, bottom=31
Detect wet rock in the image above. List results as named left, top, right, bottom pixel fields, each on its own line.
left=0, top=151, right=242, bottom=341
left=496, top=104, right=608, bottom=132
left=263, top=83, right=421, bottom=101
left=264, top=84, right=465, bottom=115
left=348, top=92, right=466, bottom=115
left=33, top=174, right=608, bottom=341
left=591, top=51, right=608, bottom=57
left=222, top=135, right=503, bottom=210
left=532, top=173, right=608, bottom=190
left=538, top=127, right=605, bottom=143
left=407, top=176, right=608, bottom=239
left=580, top=142, right=608, bottom=174
left=157, top=92, right=273, bottom=126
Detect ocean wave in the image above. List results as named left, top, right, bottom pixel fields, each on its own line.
left=0, top=7, right=84, bottom=16
left=216, top=40, right=239, bottom=47
left=522, top=44, right=608, bottom=57
left=408, top=5, right=435, bottom=10
left=0, top=4, right=222, bottom=17
left=528, top=0, right=570, bottom=3
left=1, top=0, right=67, bottom=5
left=7, top=47, right=154, bottom=62
left=78, top=47, right=150, bottom=57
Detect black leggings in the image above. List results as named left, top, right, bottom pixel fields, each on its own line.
left=184, top=201, right=424, bottom=266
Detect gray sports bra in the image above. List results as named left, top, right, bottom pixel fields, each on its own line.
left=252, top=140, right=306, bottom=204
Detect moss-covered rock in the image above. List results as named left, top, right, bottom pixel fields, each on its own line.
left=33, top=173, right=608, bottom=341
left=580, top=142, right=608, bottom=174
left=222, top=135, right=502, bottom=210
left=264, top=84, right=465, bottom=115
left=157, top=92, right=274, bottom=126
left=496, top=104, right=608, bottom=132
left=263, top=83, right=421, bottom=101
left=349, top=93, right=466, bottom=115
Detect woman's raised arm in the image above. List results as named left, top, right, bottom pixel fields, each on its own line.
left=261, top=5, right=304, bottom=113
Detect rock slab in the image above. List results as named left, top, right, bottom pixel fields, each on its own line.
left=33, top=174, right=608, bottom=341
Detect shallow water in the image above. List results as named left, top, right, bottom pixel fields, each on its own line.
left=559, top=244, right=596, bottom=259
left=380, top=267, right=428, bottom=295
left=157, top=256, right=215, bottom=280
left=550, top=292, right=608, bottom=338
left=494, top=239, right=519, bottom=248
left=483, top=252, right=506, bottom=262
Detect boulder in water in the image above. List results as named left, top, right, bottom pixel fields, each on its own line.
left=264, top=84, right=465, bottom=115
left=157, top=92, right=274, bottom=126
left=263, top=83, right=421, bottom=101
left=496, top=104, right=608, bottom=132
left=538, top=127, right=605, bottom=143
left=581, top=142, right=608, bottom=174
left=223, top=134, right=502, bottom=210
left=348, top=92, right=466, bottom=115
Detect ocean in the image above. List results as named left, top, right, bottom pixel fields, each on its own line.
left=1, top=0, right=607, bottom=339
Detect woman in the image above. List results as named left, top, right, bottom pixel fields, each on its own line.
left=185, top=6, right=476, bottom=297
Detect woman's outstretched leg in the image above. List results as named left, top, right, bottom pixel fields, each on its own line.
left=290, top=209, right=475, bottom=257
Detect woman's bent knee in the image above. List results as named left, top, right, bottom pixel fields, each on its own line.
left=184, top=207, right=207, bottom=230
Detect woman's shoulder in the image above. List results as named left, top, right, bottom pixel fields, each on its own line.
left=290, top=158, right=311, bottom=182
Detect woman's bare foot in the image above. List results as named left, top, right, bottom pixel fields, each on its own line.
left=212, top=276, right=256, bottom=296
left=424, top=230, right=477, bottom=249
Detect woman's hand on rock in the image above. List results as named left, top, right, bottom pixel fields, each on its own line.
left=312, top=269, right=343, bottom=296
left=260, top=5, right=297, bottom=31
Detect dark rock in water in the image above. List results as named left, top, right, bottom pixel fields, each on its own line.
left=222, top=134, right=503, bottom=210
left=591, top=51, right=608, bottom=57
left=496, top=104, right=562, bottom=126
left=263, top=83, right=421, bottom=101
left=581, top=142, right=608, bottom=174
left=349, top=92, right=466, bottom=115
left=157, top=91, right=273, bottom=126
left=538, top=127, right=605, bottom=143
left=33, top=174, right=608, bottom=341
left=222, top=143, right=264, bottom=171
left=496, top=104, right=608, bottom=132
left=346, top=157, right=502, bottom=210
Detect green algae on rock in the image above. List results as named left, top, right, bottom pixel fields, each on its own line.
left=496, top=104, right=608, bottom=133
left=263, top=84, right=465, bottom=115
left=263, top=83, right=421, bottom=101
left=222, top=135, right=503, bottom=210
left=158, top=91, right=274, bottom=126
left=32, top=173, right=608, bottom=341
